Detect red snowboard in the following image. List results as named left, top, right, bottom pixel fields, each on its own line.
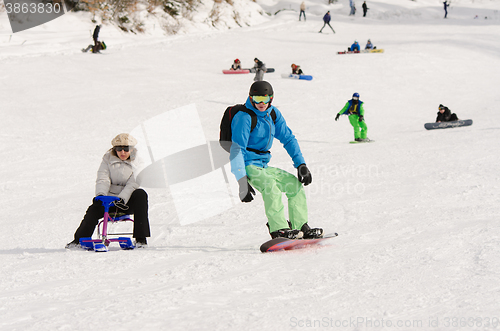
left=260, top=233, right=338, bottom=253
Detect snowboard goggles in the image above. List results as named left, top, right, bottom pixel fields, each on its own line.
left=115, top=146, right=130, bottom=152
left=352, top=96, right=359, bottom=101
left=251, top=95, right=272, bottom=104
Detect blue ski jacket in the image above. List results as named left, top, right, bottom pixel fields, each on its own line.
left=230, top=97, right=305, bottom=181
left=323, top=13, right=331, bottom=23
left=338, top=100, right=365, bottom=116
left=350, top=42, right=360, bottom=51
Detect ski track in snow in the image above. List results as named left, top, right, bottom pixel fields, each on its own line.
left=1, top=0, right=500, bottom=330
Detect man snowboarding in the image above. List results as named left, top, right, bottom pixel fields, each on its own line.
left=227, top=81, right=323, bottom=239
left=319, top=11, right=335, bottom=33
left=335, top=93, right=369, bottom=142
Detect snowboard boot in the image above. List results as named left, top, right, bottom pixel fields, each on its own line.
left=270, top=229, right=304, bottom=239
left=301, top=223, right=324, bottom=239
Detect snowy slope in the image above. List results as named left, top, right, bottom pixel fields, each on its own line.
left=1, top=0, right=500, bottom=330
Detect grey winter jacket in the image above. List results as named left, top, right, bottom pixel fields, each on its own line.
left=95, top=149, right=139, bottom=203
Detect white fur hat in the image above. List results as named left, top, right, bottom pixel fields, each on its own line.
left=111, top=133, right=137, bottom=147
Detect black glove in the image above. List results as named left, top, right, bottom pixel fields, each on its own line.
left=358, top=115, right=364, bottom=122
left=113, top=198, right=129, bottom=211
left=238, top=176, right=256, bottom=203
left=335, top=114, right=340, bottom=121
left=297, top=164, right=312, bottom=186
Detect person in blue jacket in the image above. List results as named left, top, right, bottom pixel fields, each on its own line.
left=229, top=81, right=323, bottom=240
left=319, top=11, right=335, bottom=33
left=349, top=40, right=360, bottom=52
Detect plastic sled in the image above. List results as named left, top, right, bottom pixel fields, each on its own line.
left=79, top=196, right=135, bottom=252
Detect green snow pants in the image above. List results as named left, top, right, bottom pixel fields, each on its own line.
left=245, top=165, right=308, bottom=233
left=349, top=114, right=368, bottom=139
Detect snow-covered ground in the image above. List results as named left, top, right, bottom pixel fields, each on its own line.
left=1, top=0, right=500, bottom=330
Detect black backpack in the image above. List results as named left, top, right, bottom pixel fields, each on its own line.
left=219, top=104, right=276, bottom=153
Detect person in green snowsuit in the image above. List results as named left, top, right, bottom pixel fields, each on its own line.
left=335, top=92, right=369, bottom=142
left=229, top=81, right=323, bottom=240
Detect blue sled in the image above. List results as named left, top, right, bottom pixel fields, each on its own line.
left=79, top=237, right=135, bottom=252
left=281, top=73, right=313, bottom=81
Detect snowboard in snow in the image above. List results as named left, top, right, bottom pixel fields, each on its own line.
left=281, top=73, right=313, bottom=81
left=246, top=68, right=275, bottom=73
left=424, top=119, right=473, bottom=130
left=222, top=69, right=250, bottom=74
left=349, top=139, right=374, bottom=144
left=337, top=49, right=384, bottom=55
left=260, top=233, right=338, bottom=253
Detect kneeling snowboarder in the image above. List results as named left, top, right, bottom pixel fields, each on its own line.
left=436, top=104, right=458, bottom=122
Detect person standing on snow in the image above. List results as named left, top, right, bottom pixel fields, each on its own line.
left=362, top=1, right=368, bottom=17
left=319, top=11, right=335, bottom=33
left=253, top=58, right=266, bottom=81
left=299, top=1, right=306, bottom=21
left=335, top=93, right=369, bottom=142
left=228, top=81, right=323, bottom=239
left=65, top=133, right=151, bottom=249
left=443, top=1, right=449, bottom=18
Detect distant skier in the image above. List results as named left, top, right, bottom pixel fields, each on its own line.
left=319, top=11, right=335, bottom=33
left=227, top=81, right=323, bottom=239
left=436, top=104, right=458, bottom=122
left=349, top=0, right=356, bottom=16
left=335, top=92, right=369, bottom=142
left=362, top=1, right=368, bottom=17
left=291, top=64, right=303, bottom=75
left=253, top=58, right=266, bottom=81
left=231, top=58, right=241, bottom=70
left=299, top=1, right=306, bottom=21
left=65, top=133, right=151, bottom=249
left=443, top=1, right=449, bottom=18
left=348, top=40, right=360, bottom=52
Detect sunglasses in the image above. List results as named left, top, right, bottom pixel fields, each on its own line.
left=115, top=146, right=130, bottom=152
left=251, top=95, right=272, bottom=104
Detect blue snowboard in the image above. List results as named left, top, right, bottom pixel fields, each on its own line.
left=281, top=73, right=313, bottom=81
left=424, top=119, right=473, bottom=130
